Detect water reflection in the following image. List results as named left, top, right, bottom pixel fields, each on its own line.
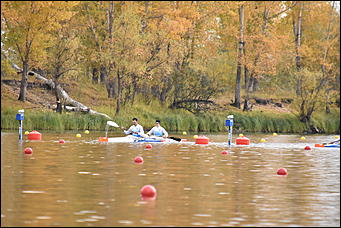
left=1, top=131, right=340, bottom=227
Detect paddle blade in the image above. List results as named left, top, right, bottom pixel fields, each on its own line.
left=107, top=121, right=119, bottom=128
left=169, top=136, right=181, bottom=142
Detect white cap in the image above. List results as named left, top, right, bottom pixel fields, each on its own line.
left=18, top=109, right=25, bottom=113
left=227, top=115, right=234, bottom=119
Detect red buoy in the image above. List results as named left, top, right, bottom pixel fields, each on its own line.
left=145, top=144, right=152, bottom=149
left=59, top=139, right=65, bottom=144
left=27, top=130, right=42, bottom=140
left=236, top=136, right=250, bottom=145
left=24, top=147, right=33, bottom=154
left=304, top=146, right=311, bottom=150
left=277, top=168, right=288, bottom=175
left=140, top=185, right=157, bottom=200
left=195, top=136, right=209, bottom=144
left=134, top=156, right=144, bottom=164
left=221, top=150, right=229, bottom=155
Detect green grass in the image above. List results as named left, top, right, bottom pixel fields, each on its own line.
left=1, top=107, right=108, bottom=132
left=1, top=104, right=339, bottom=134
left=312, top=110, right=340, bottom=134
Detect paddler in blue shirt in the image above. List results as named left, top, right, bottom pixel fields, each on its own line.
left=146, top=120, right=169, bottom=138
left=121, top=118, right=145, bottom=137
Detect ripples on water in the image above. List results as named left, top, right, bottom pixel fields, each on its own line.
left=1, top=132, right=340, bottom=227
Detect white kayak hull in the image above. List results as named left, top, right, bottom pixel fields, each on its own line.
left=99, top=135, right=180, bottom=143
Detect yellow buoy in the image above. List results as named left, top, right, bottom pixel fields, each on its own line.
left=260, top=138, right=266, bottom=142
left=334, top=135, right=340, bottom=139
left=24, top=131, right=30, bottom=135
left=300, top=136, right=306, bottom=140
left=239, top=133, right=244, bottom=137
left=193, top=135, right=198, bottom=139
left=182, top=131, right=187, bottom=135
left=76, top=134, right=81, bottom=138
left=84, top=130, right=90, bottom=134
left=273, top=133, right=277, bottom=136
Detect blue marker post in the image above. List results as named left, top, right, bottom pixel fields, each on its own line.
left=16, top=109, right=25, bottom=141
left=225, top=115, right=234, bottom=147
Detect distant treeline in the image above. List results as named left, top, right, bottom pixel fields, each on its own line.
left=1, top=1, right=340, bottom=127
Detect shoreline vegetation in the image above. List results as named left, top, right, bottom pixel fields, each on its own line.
left=1, top=106, right=339, bottom=134
left=1, top=2, right=339, bottom=135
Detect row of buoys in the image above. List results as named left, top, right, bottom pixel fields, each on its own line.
left=22, top=129, right=91, bottom=156
left=136, top=144, right=156, bottom=200
left=229, top=132, right=288, bottom=176
left=24, top=130, right=91, bottom=141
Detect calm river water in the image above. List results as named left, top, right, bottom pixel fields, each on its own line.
left=1, top=131, right=340, bottom=227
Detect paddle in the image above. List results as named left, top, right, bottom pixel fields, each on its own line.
left=107, top=121, right=120, bottom=128
left=105, top=120, right=121, bottom=138
left=169, top=136, right=182, bottom=142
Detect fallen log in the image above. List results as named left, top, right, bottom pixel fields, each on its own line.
left=51, top=104, right=91, bottom=113
left=5, top=57, right=112, bottom=119
left=27, top=71, right=112, bottom=119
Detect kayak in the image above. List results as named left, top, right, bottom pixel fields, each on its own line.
left=314, top=143, right=340, bottom=148
left=98, top=135, right=183, bottom=143
left=323, top=144, right=340, bottom=148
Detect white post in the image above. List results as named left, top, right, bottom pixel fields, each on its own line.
left=16, top=109, right=25, bottom=141
left=226, top=115, right=234, bottom=147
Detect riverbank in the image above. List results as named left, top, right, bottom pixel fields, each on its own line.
left=1, top=105, right=339, bottom=134
left=1, top=78, right=339, bottom=134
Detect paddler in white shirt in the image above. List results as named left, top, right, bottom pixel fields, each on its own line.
left=146, top=120, right=169, bottom=138
left=121, top=118, right=145, bottom=138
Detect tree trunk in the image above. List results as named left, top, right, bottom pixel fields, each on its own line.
left=92, top=67, right=99, bottom=83
left=244, top=66, right=248, bottom=90
left=100, top=65, right=107, bottom=83
left=107, top=1, right=114, bottom=42
left=54, top=79, right=63, bottom=113
left=243, top=71, right=253, bottom=112
left=294, top=2, right=303, bottom=95
left=18, top=61, right=28, bottom=101
left=56, top=99, right=63, bottom=113
left=106, top=79, right=116, bottom=98
left=325, top=88, right=331, bottom=114
left=233, top=4, right=244, bottom=109
left=115, top=71, right=122, bottom=115
left=131, top=74, right=138, bottom=105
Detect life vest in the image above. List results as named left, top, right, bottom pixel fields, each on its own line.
left=154, top=130, right=163, bottom=137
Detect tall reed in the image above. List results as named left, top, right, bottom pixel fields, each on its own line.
left=1, top=107, right=339, bottom=134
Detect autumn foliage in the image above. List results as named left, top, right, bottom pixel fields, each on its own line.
left=1, top=1, right=339, bottom=124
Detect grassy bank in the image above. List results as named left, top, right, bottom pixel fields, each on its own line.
left=1, top=105, right=339, bottom=134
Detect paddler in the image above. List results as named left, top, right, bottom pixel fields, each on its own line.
left=121, top=118, right=145, bottom=138
left=146, top=120, right=169, bottom=138
left=327, top=139, right=340, bottom=145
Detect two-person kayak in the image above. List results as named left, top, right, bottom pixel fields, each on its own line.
left=98, top=135, right=184, bottom=143
left=315, top=139, right=340, bottom=148
left=315, top=143, right=340, bottom=148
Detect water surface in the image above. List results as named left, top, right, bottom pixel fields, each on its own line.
left=1, top=131, right=340, bottom=227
